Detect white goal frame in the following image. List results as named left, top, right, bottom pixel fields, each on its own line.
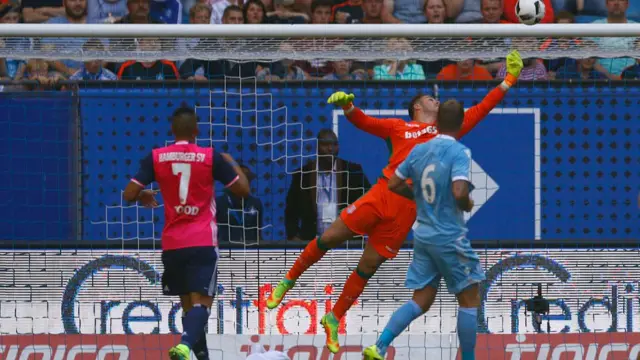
left=0, top=23, right=639, bottom=38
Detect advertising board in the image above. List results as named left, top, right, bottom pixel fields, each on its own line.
left=3, top=333, right=640, bottom=359
left=1, top=248, right=638, bottom=337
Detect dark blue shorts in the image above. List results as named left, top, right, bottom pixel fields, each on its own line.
left=161, top=246, right=219, bottom=297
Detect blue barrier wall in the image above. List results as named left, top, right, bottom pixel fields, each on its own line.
left=1, top=84, right=638, bottom=242
left=77, top=84, right=639, bottom=242
left=0, top=92, right=77, bottom=240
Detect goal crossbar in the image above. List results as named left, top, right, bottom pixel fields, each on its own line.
left=1, top=23, right=640, bottom=38
left=1, top=24, right=639, bottom=62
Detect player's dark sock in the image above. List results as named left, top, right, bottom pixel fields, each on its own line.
left=285, top=236, right=328, bottom=281
left=457, top=307, right=478, bottom=360
left=375, top=300, right=423, bottom=356
left=332, top=268, right=372, bottom=319
left=180, top=304, right=209, bottom=349
left=192, top=325, right=210, bottom=360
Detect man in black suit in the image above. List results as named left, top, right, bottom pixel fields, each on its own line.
left=285, top=129, right=371, bottom=242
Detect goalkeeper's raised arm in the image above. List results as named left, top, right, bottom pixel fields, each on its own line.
left=327, top=91, right=401, bottom=139
left=458, top=50, right=524, bottom=138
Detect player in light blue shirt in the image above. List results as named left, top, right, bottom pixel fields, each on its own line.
left=363, top=100, right=484, bottom=360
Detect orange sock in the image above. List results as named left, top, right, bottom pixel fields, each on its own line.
left=286, top=237, right=328, bottom=281
left=332, top=269, right=370, bottom=320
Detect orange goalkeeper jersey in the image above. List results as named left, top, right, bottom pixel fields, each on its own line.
left=345, top=86, right=507, bottom=181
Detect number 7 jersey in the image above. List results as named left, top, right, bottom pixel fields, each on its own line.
left=131, top=141, right=239, bottom=250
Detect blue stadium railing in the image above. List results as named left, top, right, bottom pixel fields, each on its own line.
left=1, top=80, right=638, bottom=248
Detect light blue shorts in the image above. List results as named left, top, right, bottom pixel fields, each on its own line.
left=405, top=236, right=485, bottom=295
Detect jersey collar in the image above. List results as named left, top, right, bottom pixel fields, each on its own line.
left=175, top=141, right=189, bottom=145
left=436, top=134, right=456, bottom=141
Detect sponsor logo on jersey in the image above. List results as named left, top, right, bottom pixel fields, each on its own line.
left=404, top=126, right=438, bottom=139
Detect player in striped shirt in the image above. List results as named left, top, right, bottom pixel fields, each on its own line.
left=123, top=107, right=250, bottom=360
left=267, top=51, right=524, bottom=353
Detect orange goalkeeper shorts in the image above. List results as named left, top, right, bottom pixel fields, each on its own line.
left=340, top=178, right=416, bottom=259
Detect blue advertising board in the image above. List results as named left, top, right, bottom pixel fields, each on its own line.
left=0, top=83, right=637, bottom=243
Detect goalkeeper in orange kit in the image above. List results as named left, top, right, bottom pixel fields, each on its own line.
left=267, top=50, right=524, bottom=353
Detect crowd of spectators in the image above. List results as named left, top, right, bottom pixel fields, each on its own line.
left=0, top=0, right=639, bottom=87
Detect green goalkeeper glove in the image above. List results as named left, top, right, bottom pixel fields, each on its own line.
left=327, top=91, right=355, bottom=107
left=506, top=50, right=524, bottom=79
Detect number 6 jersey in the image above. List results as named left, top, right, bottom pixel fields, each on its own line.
left=132, top=141, right=239, bottom=250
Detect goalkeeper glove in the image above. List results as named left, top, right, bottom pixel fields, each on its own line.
left=502, top=49, right=524, bottom=89
left=327, top=91, right=355, bottom=107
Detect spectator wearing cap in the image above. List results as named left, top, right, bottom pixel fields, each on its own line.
left=21, top=0, right=64, bottom=23
left=69, top=39, right=117, bottom=80
left=437, top=59, right=493, bottom=80
left=374, top=38, right=426, bottom=80
left=589, top=0, right=636, bottom=76
left=0, top=5, right=28, bottom=80
left=382, top=0, right=461, bottom=23
left=216, top=164, right=264, bottom=244
left=117, top=38, right=180, bottom=80
left=209, top=0, right=241, bottom=23
left=310, top=0, right=331, bottom=23
left=285, top=129, right=370, bottom=241
left=243, top=0, right=266, bottom=23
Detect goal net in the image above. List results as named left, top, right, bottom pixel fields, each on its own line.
left=1, top=23, right=639, bottom=360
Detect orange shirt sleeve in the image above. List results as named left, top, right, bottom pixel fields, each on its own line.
left=346, top=107, right=399, bottom=139
left=458, top=86, right=506, bottom=138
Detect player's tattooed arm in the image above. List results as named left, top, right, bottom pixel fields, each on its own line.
left=452, top=180, right=473, bottom=212
left=388, top=174, right=414, bottom=200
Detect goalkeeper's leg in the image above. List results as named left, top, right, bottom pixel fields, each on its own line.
left=267, top=185, right=385, bottom=310
left=266, top=218, right=359, bottom=309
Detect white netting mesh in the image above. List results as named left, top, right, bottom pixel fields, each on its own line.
left=0, top=23, right=639, bottom=61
